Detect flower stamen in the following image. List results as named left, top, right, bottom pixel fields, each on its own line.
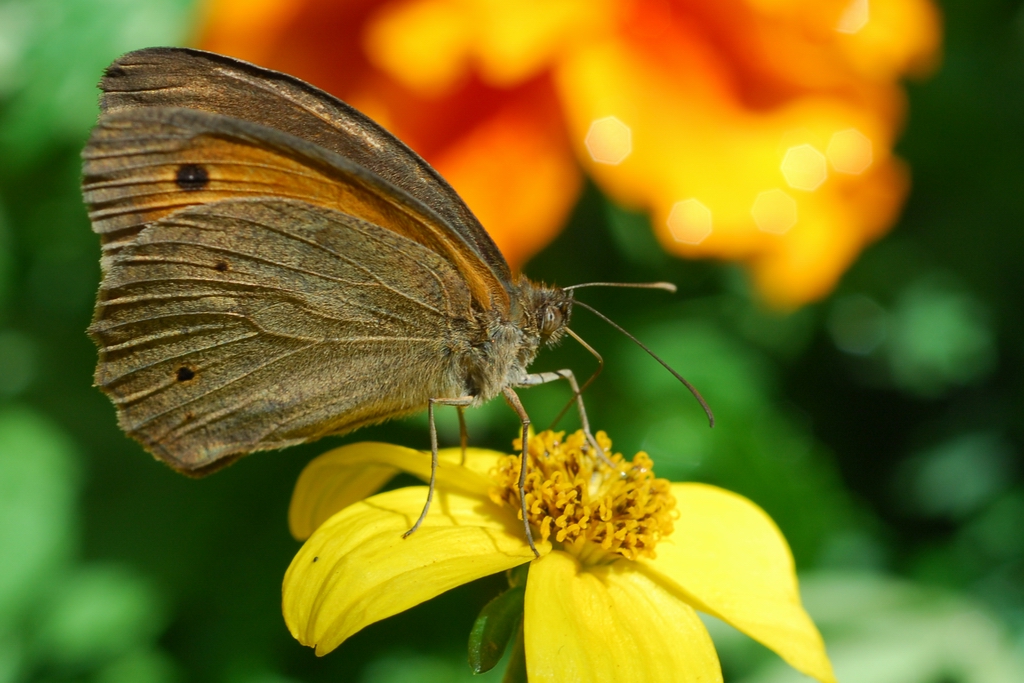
left=490, top=430, right=676, bottom=563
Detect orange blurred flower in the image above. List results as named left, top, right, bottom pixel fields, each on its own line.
left=199, top=0, right=939, bottom=306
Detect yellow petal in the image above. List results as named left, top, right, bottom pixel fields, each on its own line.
left=284, top=486, right=545, bottom=655
left=432, top=95, right=581, bottom=270
left=554, top=29, right=917, bottom=307
left=525, top=551, right=722, bottom=683
left=363, top=0, right=473, bottom=96
left=640, top=484, right=836, bottom=683
left=288, top=442, right=499, bottom=539
left=199, top=0, right=302, bottom=64
left=836, top=0, right=941, bottom=80
left=471, top=0, right=614, bottom=87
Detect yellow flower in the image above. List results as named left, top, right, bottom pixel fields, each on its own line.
left=283, top=431, right=836, bottom=683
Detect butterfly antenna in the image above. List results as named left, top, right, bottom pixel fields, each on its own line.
left=572, top=300, right=715, bottom=428
left=564, top=281, right=678, bottom=293
left=548, top=328, right=604, bottom=429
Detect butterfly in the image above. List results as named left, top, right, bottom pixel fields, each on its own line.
left=82, top=48, right=711, bottom=553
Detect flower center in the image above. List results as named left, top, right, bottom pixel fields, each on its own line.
left=489, top=430, right=676, bottom=563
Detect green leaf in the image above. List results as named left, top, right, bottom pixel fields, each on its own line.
left=501, top=623, right=527, bottom=683
left=468, top=585, right=525, bottom=674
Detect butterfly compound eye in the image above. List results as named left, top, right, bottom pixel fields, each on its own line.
left=540, top=307, right=563, bottom=337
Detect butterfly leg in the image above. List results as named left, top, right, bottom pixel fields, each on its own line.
left=458, top=405, right=468, bottom=466
left=518, top=370, right=613, bottom=467
left=502, top=387, right=540, bottom=557
left=404, top=395, right=474, bottom=539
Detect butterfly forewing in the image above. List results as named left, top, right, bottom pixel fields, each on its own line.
left=97, top=47, right=513, bottom=287
left=82, top=107, right=508, bottom=311
left=91, top=198, right=474, bottom=473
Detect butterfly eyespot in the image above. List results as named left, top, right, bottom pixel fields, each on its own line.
left=175, top=164, right=209, bottom=191
left=214, top=261, right=229, bottom=272
left=312, top=557, right=319, bottom=563
left=176, top=366, right=196, bottom=382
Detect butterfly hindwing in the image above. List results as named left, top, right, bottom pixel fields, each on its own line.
left=90, top=198, right=475, bottom=473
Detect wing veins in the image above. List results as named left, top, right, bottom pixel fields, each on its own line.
left=199, top=212, right=450, bottom=316
left=98, top=321, right=236, bottom=353
left=100, top=272, right=422, bottom=330
left=127, top=342, right=316, bottom=432
left=116, top=237, right=444, bottom=318
left=95, top=309, right=246, bottom=334
left=165, top=391, right=266, bottom=441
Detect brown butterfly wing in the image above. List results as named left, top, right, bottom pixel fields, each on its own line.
left=97, top=47, right=512, bottom=287
left=83, top=106, right=509, bottom=312
left=90, top=198, right=475, bottom=474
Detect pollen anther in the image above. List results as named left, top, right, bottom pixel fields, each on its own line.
left=490, top=430, right=676, bottom=562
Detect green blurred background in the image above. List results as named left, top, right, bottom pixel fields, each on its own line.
left=1, top=1, right=1023, bottom=682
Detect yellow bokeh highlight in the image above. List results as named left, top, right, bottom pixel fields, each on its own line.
left=836, top=0, right=870, bottom=34
left=433, top=105, right=581, bottom=269
left=199, top=0, right=301, bottom=63
left=781, top=144, right=828, bottom=191
left=365, top=0, right=614, bottom=93
left=470, top=0, right=614, bottom=87
left=834, top=0, right=940, bottom=82
left=752, top=190, right=799, bottom=235
left=584, top=116, right=632, bottom=165
left=199, top=0, right=942, bottom=308
left=668, top=199, right=713, bottom=245
left=827, top=128, right=874, bottom=174
left=363, top=0, right=473, bottom=96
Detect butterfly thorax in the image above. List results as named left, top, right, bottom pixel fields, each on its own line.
left=457, top=279, right=573, bottom=405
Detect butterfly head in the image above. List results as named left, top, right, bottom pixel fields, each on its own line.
left=530, top=285, right=574, bottom=346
